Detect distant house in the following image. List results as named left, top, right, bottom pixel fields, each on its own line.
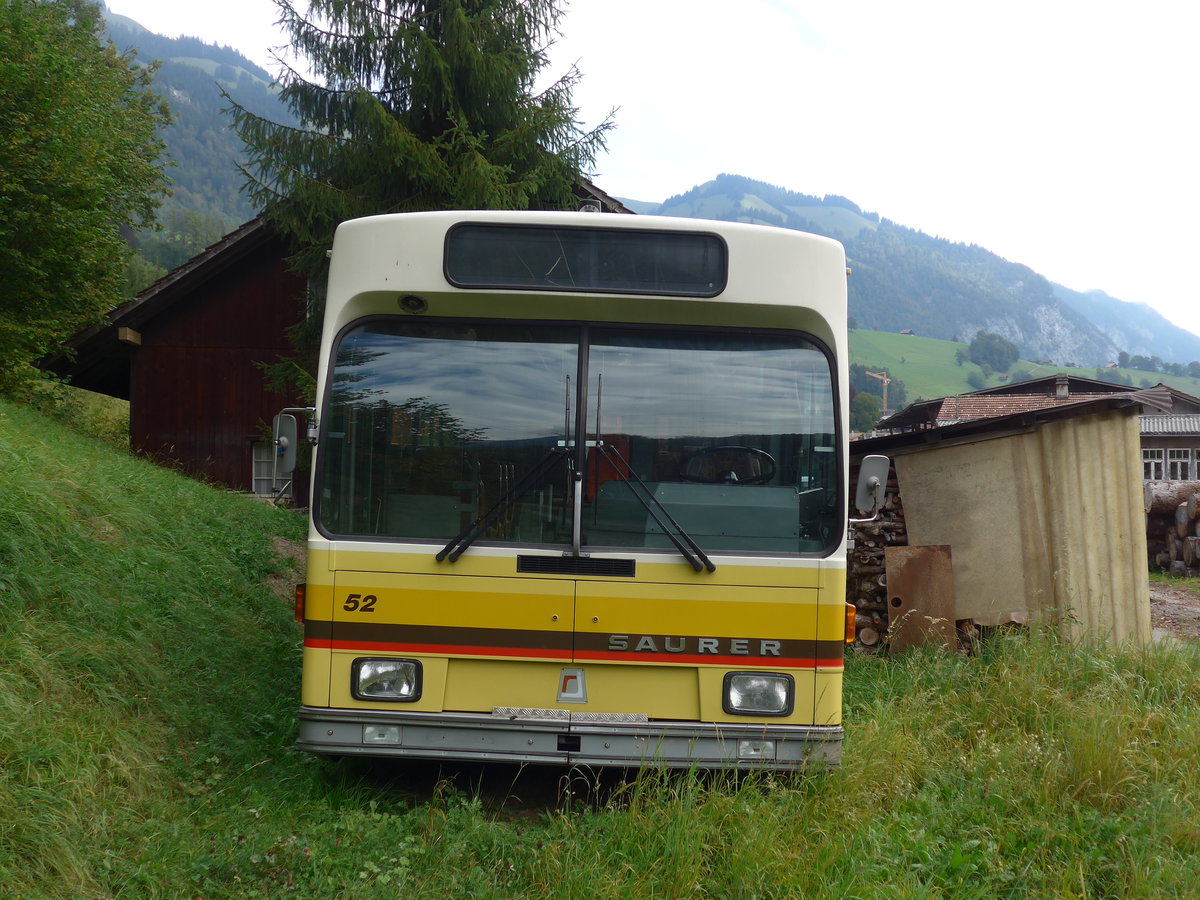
left=1140, top=391, right=1200, bottom=480
left=876, top=373, right=1200, bottom=480
left=899, top=328, right=916, bottom=336
left=41, top=183, right=631, bottom=499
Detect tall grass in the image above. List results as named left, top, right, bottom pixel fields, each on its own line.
left=3, top=398, right=1200, bottom=898
left=0, top=399, right=304, bottom=897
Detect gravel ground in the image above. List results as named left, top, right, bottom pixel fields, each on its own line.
left=1150, top=579, right=1200, bottom=641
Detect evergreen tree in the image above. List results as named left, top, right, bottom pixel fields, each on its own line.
left=850, top=392, right=881, bottom=432
left=227, top=0, right=613, bottom=280
left=0, top=0, right=170, bottom=390
left=967, top=331, right=1020, bottom=373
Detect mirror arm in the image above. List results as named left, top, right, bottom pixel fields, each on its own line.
left=850, top=456, right=890, bottom=523
left=848, top=475, right=882, bottom=523
left=278, top=406, right=318, bottom=442
left=271, top=407, right=317, bottom=500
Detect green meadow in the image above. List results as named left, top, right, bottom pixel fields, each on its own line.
left=850, top=329, right=1200, bottom=403
left=3, top=397, right=1199, bottom=898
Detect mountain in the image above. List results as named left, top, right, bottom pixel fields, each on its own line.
left=95, top=12, right=1196, bottom=367
left=1053, top=285, right=1200, bottom=364
left=102, top=6, right=298, bottom=231
left=644, top=174, right=1200, bottom=367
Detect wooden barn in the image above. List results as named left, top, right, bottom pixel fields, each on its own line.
left=41, top=216, right=307, bottom=499
left=42, top=184, right=631, bottom=501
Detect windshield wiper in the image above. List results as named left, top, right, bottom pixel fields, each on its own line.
left=593, top=442, right=716, bottom=573
left=436, top=447, right=569, bottom=563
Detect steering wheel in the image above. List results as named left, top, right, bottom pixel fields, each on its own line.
left=679, top=446, right=776, bottom=485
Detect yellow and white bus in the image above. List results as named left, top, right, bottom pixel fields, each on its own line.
left=279, top=209, right=878, bottom=769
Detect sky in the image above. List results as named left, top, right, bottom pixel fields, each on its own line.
left=104, top=0, right=1200, bottom=339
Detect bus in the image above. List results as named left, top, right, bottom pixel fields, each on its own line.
left=275, top=209, right=882, bottom=769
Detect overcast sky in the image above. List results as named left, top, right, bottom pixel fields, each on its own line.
left=105, top=0, right=1200, bottom=340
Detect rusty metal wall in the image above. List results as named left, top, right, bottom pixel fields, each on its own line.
left=894, top=408, right=1150, bottom=645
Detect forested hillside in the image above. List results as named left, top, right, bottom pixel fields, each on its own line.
left=650, top=175, right=1200, bottom=368
left=102, top=8, right=298, bottom=275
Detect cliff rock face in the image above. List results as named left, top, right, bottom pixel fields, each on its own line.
left=1055, top=286, right=1200, bottom=364
left=975, top=303, right=1119, bottom=367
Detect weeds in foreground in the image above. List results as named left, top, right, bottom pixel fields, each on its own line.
left=3, top=399, right=1200, bottom=898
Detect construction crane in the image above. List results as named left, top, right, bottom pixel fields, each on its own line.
left=865, top=370, right=891, bottom=412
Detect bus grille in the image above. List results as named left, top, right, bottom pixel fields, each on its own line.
left=516, top=555, right=636, bottom=577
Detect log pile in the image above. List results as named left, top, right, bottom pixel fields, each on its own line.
left=1147, top=481, right=1200, bottom=576
left=848, top=465, right=907, bottom=647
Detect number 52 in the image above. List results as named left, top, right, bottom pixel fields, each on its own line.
left=343, top=593, right=378, bottom=613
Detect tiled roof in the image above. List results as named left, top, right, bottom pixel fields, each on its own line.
left=880, top=392, right=1119, bottom=429
left=931, top=392, right=1115, bottom=424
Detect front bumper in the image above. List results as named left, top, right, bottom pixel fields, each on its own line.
left=297, top=706, right=842, bottom=769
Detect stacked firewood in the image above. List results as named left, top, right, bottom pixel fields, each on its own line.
left=847, top=464, right=907, bottom=647
left=1147, top=481, right=1200, bottom=576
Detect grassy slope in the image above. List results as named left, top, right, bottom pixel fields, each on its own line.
left=3, top=400, right=1200, bottom=897
left=0, top=400, right=307, bottom=896
left=851, top=329, right=1200, bottom=402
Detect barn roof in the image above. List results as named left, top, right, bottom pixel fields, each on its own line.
left=39, top=216, right=283, bottom=399
left=40, top=180, right=633, bottom=399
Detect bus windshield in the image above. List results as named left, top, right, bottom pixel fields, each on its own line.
left=317, top=319, right=839, bottom=554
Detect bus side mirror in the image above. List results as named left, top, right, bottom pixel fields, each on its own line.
left=273, top=413, right=298, bottom=476
left=854, top=455, right=889, bottom=516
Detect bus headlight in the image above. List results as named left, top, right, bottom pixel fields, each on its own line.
left=352, top=658, right=422, bottom=702
left=723, top=672, right=793, bottom=716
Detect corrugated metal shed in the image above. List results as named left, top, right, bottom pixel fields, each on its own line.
left=855, top=398, right=1151, bottom=645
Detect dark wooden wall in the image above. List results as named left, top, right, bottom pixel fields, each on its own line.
left=129, top=242, right=305, bottom=494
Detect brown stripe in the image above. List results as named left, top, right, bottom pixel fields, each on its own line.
left=816, top=639, right=845, bottom=663
left=304, top=620, right=333, bottom=642
left=309, top=620, right=572, bottom=653
left=304, top=620, right=842, bottom=664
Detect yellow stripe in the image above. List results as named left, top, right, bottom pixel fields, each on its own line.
left=310, top=545, right=832, bottom=588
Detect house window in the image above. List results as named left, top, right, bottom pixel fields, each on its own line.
left=252, top=439, right=292, bottom=500
left=1167, top=448, right=1193, bottom=481
left=1143, top=448, right=1164, bottom=480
